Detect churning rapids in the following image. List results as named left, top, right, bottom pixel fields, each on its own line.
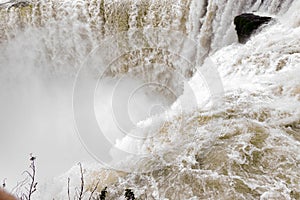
left=0, top=0, right=299, bottom=199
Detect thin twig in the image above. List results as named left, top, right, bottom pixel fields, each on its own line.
left=88, top=180, right=100, bottom=200
left=27, top=155, right=37, bottom=200
left=67, top=178, right=71, bottom=200
left=11, top=177, right=28, bottom=197
left=22, top=171, right=33, bottom=179
left=77, top=163, right=84, bottom=200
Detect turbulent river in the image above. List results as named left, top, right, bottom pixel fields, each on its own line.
left=0, top=0, right=299, bottom=199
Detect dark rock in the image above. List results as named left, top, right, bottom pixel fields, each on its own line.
left=234, top=13, right=272, bottom=43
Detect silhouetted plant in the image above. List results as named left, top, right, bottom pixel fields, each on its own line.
left=67, top=178, right=71, bottom=200
left=75, top=163, right=84, bottom=200
left=98, top=186, right=107, bottom=200
left=13, top=154, right=38, bottom=200
left=125, top=189, right=135, bottom=200
left=2, top=179, right=6, bottom=189
left=6, top=156, right=141, bottom=199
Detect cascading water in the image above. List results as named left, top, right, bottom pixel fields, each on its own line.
left=0, top=0, right=299, bottom=199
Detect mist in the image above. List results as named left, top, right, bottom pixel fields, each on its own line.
left=0, top=62, right=172, bottom=189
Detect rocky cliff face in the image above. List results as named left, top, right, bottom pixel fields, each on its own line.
left=234, top=13, right=272, bottom=43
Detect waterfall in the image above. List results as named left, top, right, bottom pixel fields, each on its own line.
left=0, top=0, right=299, bottom=199
left=0, top=0, right=294, bottom=94
left=0, top=0, right=294, bottom=74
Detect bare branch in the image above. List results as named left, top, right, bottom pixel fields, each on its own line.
left=22, top=171, right=33, bottom=180
left=88, top=180, right=100, bottom=200
left=11, top=178, right=28, bottom=196
left=27, top=155, right=37, bottom=200
left=67, top=178, right=71, bottom=200
left=16, top=154, right=38, bottom=200
left=77, top=163, right=84, bottom=200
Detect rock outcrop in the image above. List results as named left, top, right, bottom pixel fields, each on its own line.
left=234, top=13, right=272, bottom=43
